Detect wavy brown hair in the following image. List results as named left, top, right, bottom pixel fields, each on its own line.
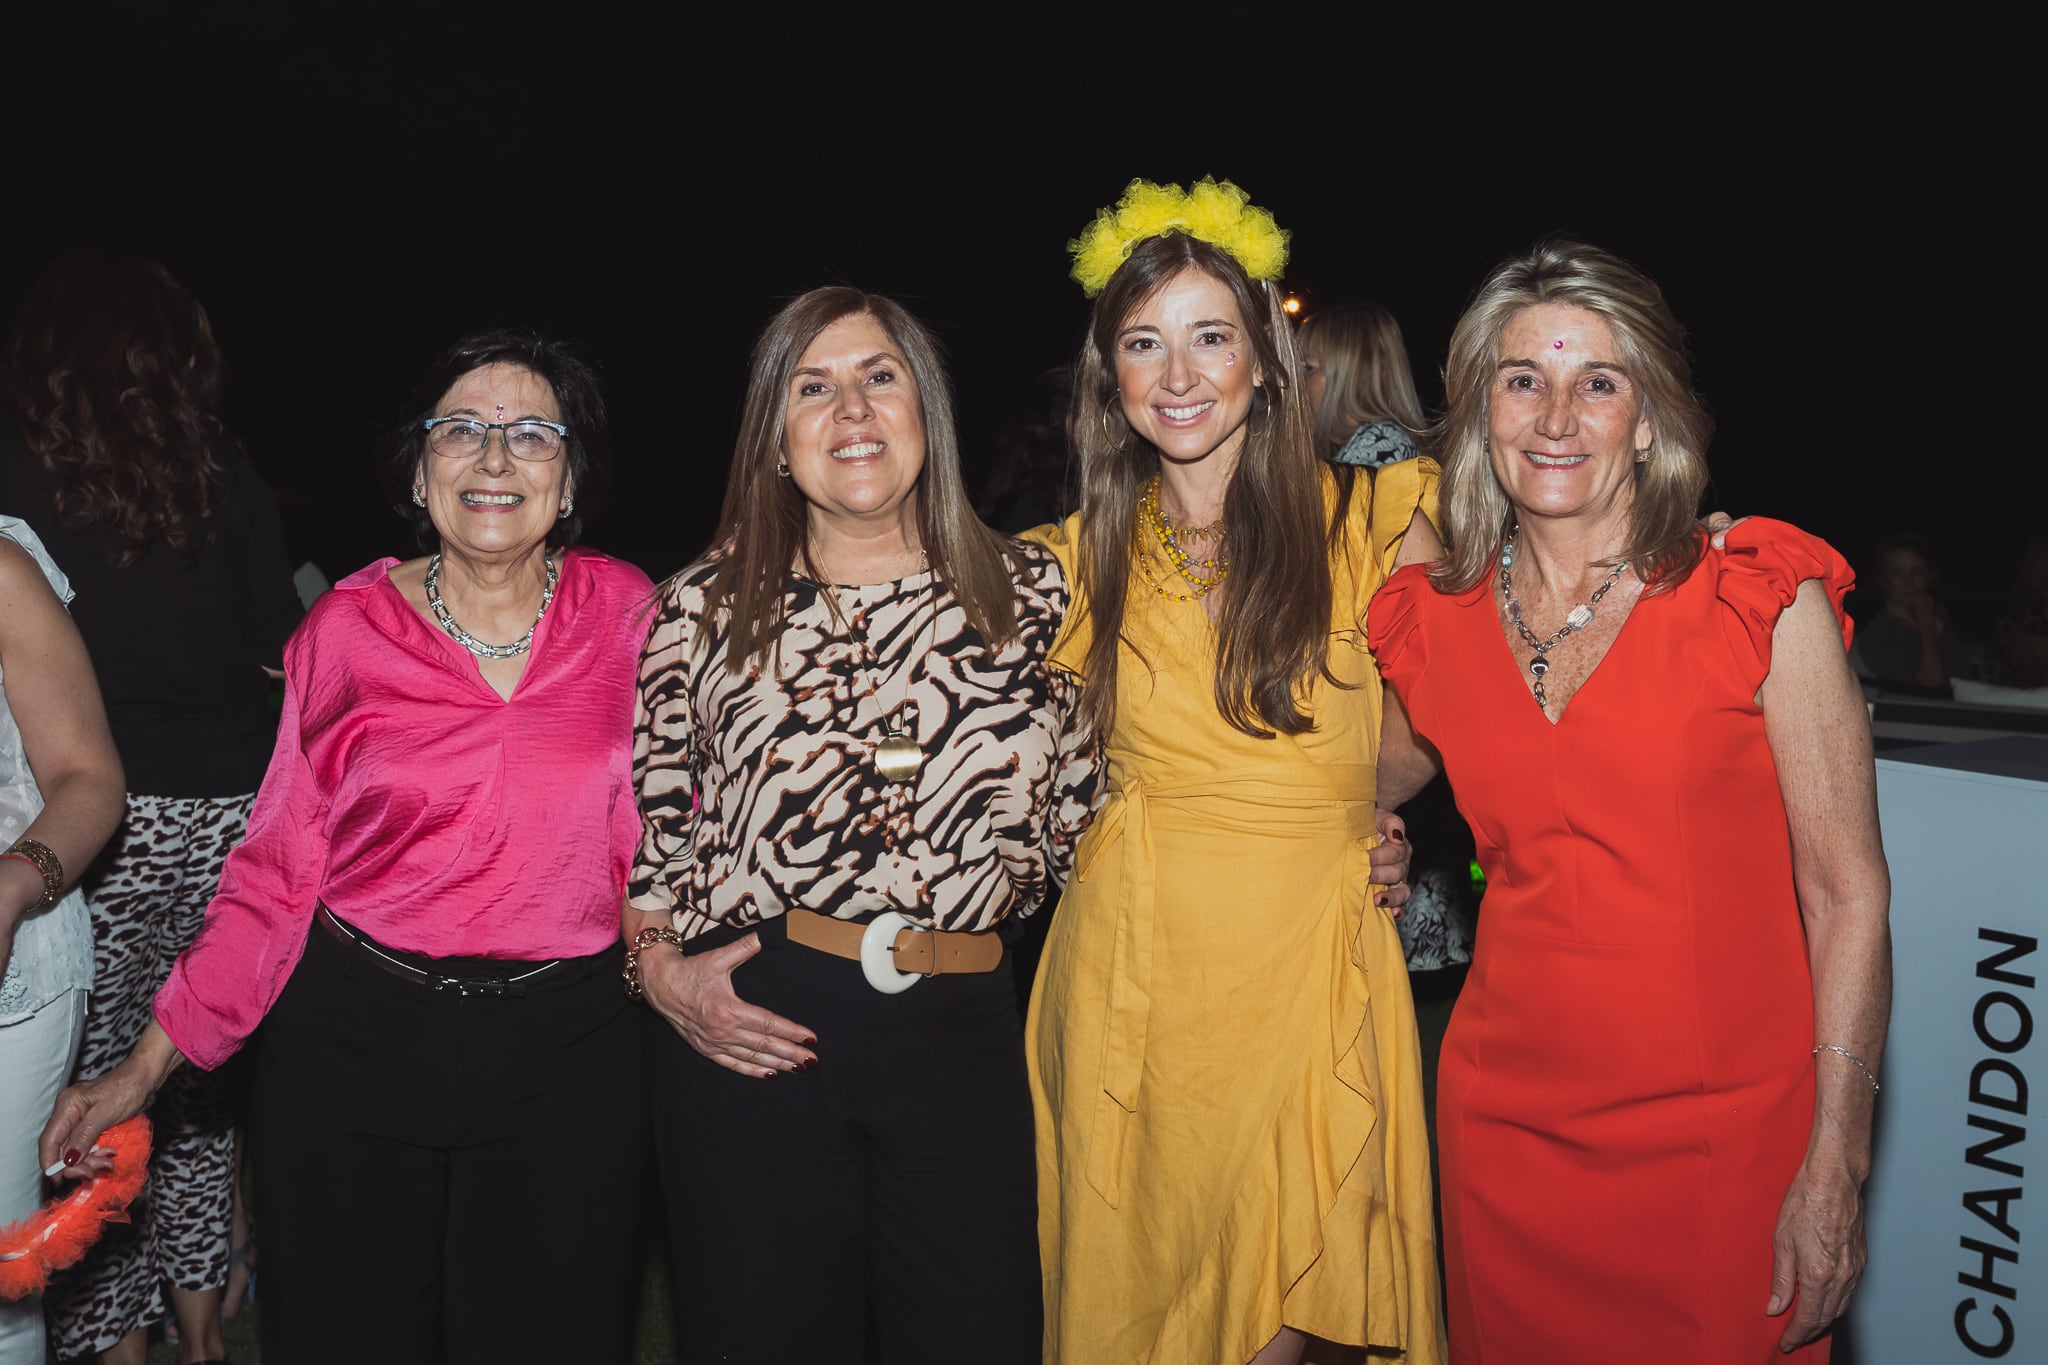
left=706, top=287, right=1019, bottom=668
left=1071, top=232, right=1348, bottom=740
left=1433, top=237, right=1712, bottom=595
left=2, top=251, right=229, bottom=566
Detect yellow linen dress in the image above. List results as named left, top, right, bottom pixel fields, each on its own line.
left=1025, top=460, right=1446, bottom=1365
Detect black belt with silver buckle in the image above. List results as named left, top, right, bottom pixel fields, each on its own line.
left=316, top=905, right=565, bottom=999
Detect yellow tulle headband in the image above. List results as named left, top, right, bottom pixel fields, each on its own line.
left=1068, top=177, right=1290, bottom=298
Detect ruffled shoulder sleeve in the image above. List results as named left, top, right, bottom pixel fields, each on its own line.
left=1020, top=512, right=1092, bottom=677
left=1367, top=562, right=1436, bottom=694
left=1712, top=518, right=1855, bottom=682
left=1365, top=456, right=1440, bottom=582
left=1331, top=456, right=1440, bottom=632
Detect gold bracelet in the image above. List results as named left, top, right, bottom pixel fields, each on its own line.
left=622, top=926, right=686, bottom=1002
left=3, top=837, right=63, bottom=907
left=1813, top=1044, right=1880, bottom=1093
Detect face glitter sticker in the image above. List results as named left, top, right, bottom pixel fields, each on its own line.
left=1553, top=339, right=1565, bottom=349
left=1225, top=352, right=1237, bottom=366
left=494, top=402, right=506, bottom=420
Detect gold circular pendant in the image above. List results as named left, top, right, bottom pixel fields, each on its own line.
left=874, top=733, right=923, bottom=785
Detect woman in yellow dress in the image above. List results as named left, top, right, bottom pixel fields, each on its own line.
left=1027, top=179, right=1447, bottom=1365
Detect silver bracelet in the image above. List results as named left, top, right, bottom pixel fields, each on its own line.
left=1813, top=1044, right=1880, bottom=1093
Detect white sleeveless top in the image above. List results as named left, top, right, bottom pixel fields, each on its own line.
left=0, top=515, right=94, bottom=1024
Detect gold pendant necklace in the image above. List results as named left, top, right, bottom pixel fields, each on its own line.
left=874, top=731, right=923, bottom=784
left=814, top=548, right=934, bottom=786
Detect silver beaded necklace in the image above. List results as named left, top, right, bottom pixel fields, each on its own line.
left=1498, top=532, right=1627, bottom=713
left=424, top=553, right=559, bottom=660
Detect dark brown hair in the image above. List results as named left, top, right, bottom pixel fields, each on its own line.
left=705, top=287, right=1019, bottom=667
left=2, top=251, right=228, bottom=566
left=1070, top=232, right=1345, bottom=739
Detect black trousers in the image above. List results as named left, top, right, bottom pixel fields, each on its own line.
left=650, top=923, right=1041, bottom=1365
left=248, top=923, right=646, bottom=1365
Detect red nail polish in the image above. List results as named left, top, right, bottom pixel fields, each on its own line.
left=63, top=1149, right=80, bottom=1166
left=802, top=1036, right=817, bottom=1046
left=1375, top=894, right=1390, bottom=907
left=1390, top=828, right=1406, bottom=843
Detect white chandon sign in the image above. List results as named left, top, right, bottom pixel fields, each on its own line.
left=1851, top=738, right=2047, bottom=1361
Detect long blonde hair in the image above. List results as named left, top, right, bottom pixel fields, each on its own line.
left=704, top=288, right=1019, bottom=667
left=1433, top=238, right=1712, bottom=594
left=1070, top=232, right=1351, bottom=740
left=1298, top=301, right=1425, bottom=459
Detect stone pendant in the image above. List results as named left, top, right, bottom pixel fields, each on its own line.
left=1565, top=604, right=1597, bottom=631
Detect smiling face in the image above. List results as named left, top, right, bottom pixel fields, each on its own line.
left=1487, top=303, right=1653, bottom=527
left=417, top=361, right=571, bottom=565
left=783, top=311, right=927, bottom=541
left=1113, top=267, right=1264, bottom=471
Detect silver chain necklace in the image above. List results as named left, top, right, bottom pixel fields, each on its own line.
left=424, top=553, right=559, bottom=660
left=1498, top=532, right=1627, bottom=713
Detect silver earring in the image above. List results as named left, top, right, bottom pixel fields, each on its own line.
left=1634, top=446, right=1652, bottom=464
left=559, top=496, right=574, bottom=518
left=412, top=485, right=426, bottom=507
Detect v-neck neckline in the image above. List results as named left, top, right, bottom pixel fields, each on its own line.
left=1482, top=571, right=1647, bottom=728
left=381, top=553, right=567, bottom=705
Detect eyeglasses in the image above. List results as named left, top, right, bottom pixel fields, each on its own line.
left=422, top=417, right=569, bottom=462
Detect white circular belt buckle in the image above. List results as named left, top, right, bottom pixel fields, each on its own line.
left=860, top=911, right=927, bottom=994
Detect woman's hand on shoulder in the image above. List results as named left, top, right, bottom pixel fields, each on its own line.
left=1701, top=510, right=1745, bottom=550
left=640, top=933, right=818, bottom=1078
left=1768, top=1155, right=1867, bottom=1350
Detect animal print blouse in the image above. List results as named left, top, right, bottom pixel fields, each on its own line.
left=627, top=541, right=1100, bottom=937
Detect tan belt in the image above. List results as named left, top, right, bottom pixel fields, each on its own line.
left=783, top=908, right=1003, bottom=978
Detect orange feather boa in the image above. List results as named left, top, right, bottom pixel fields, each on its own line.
left=0, top=1115, right=151, bottom=1301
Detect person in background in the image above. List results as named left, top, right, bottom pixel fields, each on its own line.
left=1990, top=534, right=2048, bottom=689
left=0, top=251, right=302, bottom=1365
left=1299, top=300, right=1428, bottom=469
left=0, top=516, right=127, bottom=1365
left=1298, top=298, right=1474, bottom=975
left=1030, top=178, right=1438, bottom=1365
left=1854, top=531, right=1976, bottom=692
left=40, top=330, right=652, bottom=1365
left=627, top=287, right=1098, bottom=1364
left=1371, top=237, right=1890, bottom=1362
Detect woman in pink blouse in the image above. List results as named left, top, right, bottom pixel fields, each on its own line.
left=41, top=331, right=655, bottom=1365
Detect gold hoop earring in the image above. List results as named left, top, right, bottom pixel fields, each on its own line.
left=776, top=458, right=790, bottom=478
left=1100, top=406, right=1123, bottom=443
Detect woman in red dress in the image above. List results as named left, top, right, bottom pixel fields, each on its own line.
left=1369, top=239, right=1890, bottom=1363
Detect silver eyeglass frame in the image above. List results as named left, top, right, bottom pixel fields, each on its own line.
left=421, top=416, right=570, bottom=461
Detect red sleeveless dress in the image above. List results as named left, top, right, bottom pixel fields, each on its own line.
left=1368, top=521, right=1853, bottom=1364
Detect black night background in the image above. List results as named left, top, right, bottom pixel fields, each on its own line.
left=5, top=8, right=2031, bottom=621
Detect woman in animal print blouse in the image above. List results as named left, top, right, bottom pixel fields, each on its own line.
left=623, top=287, right=1100, bottom=1365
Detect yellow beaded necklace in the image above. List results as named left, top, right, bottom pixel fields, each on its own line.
left=1137, top=477, right=1229, bottom=601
